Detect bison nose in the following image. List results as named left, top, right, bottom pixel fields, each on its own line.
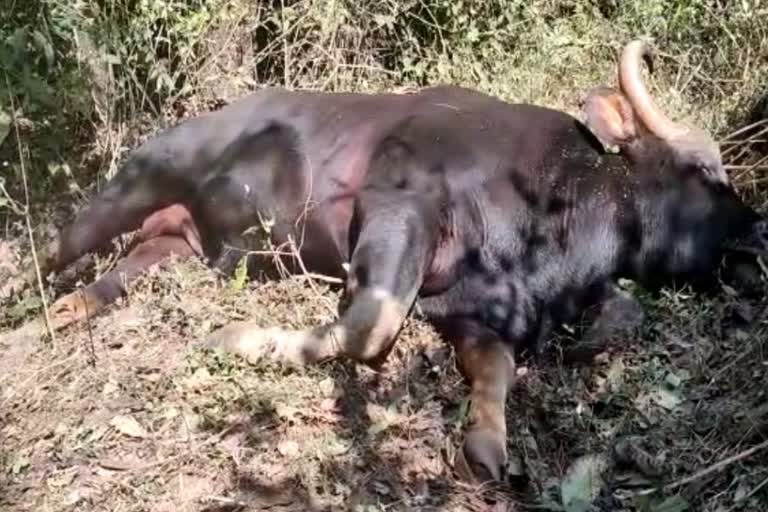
left=720, top=219, right=768, bottom=297
left=748, top=219, right=768, bottom=252
left=739, top=219, right=768, bottom=255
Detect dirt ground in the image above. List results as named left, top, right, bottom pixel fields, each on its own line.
left=1, top=226, right=768, bottom=512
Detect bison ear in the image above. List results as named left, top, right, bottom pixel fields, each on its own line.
left=582, top=86, right=639, bottom=151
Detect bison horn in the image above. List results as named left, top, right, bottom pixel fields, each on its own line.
left=619, top=40, right=689, bottom=141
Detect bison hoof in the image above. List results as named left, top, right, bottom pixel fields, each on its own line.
left=203, top=322, right=313, bottom=365
left=48, top=291, right=103, bottom=331
left=455, top=427, right=507, bottom=484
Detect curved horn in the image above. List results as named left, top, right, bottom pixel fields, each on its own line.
left=619, top=40, right=689, bottom=140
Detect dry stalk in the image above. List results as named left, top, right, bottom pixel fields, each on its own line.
left=81, top=287, right=97, bottom=367
left=0, top=349, right=81, bottom=407
left=727, top=164, right=768, bottom=171
left=167, top=3, right=251, bottom=107
left=202, top=496, right=249, bottom=508
left=281, top=0, right=291, bottom=88
left=656, top=51, right=727, bottom=99
left=252, top=8, right=314, bottom=78
left=726, top=474, right=768, bottom=511
left=638, top=439, right=768, bottom=497
left=4, top=75, right=56, bottom=346
left=722, top=119, right=768, bottom=142
left=286, top=234, right=338, bottom=317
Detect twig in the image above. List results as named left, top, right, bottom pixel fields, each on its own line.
left=0, top=349, right=80, bottom=406
left=81, top=288, right=97, bottom=367
left=293, top=272, right=343, bottom=284
left=700, top=2, right=737, bottom=46
left=722, top=126, right=768, bottom=156
left=655, top=51, right=726, bottom=98
left=638, top=439, right=768, bottom=496
left=722, top=119, right=768, bottom=142
left=722, top=139, right=767, bottom=146
left=728, top=473, right=768, bottom=510
left=4, top=74, right=56, bottom=346
left=281, top=0, right=290, bottom=88
left=727, top=165, right=768, bottom=171
left=731, top=154, right=768, bottom=182
left=286, top=235, right=339, bottom=316
left=168, top=5, right=250, bottom=107
left=202, top=495, right=248, bottom=508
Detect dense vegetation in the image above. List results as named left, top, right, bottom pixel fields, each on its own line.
left=1, top=0, right=766, bottom=208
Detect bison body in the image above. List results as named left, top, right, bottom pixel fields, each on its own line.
left=33, top=41, right=767, bottom=483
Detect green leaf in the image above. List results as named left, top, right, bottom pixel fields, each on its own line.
left=47, top=161, right=72, bottom=177
left=560, top=454, right=609, bottom=512
left=229, top=255, right=248, bottom=290
left=8, top=27, right=29, bottom=61
left=367, top=421, right=389, bottom=436
left=11, top=454, right=30, bottom=475
left=664, top=372, right=682, bottom=388
left=31, top=30, right=55, bottom=69
left=20, top=71, right=55, bottom=108
left=651, top=387, right=682, bottom=411
left=8, top=296, right=43, bottom=320
left=0, top=108, right=10, bottom=146
left=103, top=53, right=122, bottom=66
left=651, top=495, right=689, bottom=512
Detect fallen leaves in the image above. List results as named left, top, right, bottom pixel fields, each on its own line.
left=650, top=387, right=683, bottom=411
left=559, top=453, right=609, bottom=512
left=110, top=415, right=148, bottom=439
left=277, top=439, right=300, bottom=457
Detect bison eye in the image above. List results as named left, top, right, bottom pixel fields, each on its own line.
left=693, top=163, right=710, bottom=176
left=681, top=163, right=705, bottom=179
left=687, top=162, right=717, bottom=183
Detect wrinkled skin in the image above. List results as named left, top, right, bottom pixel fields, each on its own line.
left=15, top=41, right=768, bottom=485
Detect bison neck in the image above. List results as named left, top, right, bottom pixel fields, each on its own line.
left=417, top=184, right=628, bottom=355
left=416, top=167, right=736, bottom=355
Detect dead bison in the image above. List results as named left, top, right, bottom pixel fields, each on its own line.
left=31, top=40, right=768, bottom=483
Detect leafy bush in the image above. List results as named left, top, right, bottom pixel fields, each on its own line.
left=0, top=0, right=766, bottom=216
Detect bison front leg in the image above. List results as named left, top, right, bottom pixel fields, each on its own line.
left=561, top=284, right=645, bottom=364
left=449, top=323, right=517, bottom=484
left=205, top=189, right=440, bottom=367
left=48, top=235, right=198, bottom=331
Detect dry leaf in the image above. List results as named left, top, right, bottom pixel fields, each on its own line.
left=277, top=439, right=299, bottom=457
left=275, top=403, right=300, bottom=420
left=560, top=453, right=609, bottom=512
left=651, top=387, right=682, bottom=411
left=47, top=467, right=79, bottom=487
left=182, top=368, right=213, bottom=390
left=102, top=379, right=119, bottom=396
left=99, top=458, right=137, bottom=471
left=110, top=415, right=147, bottom=438
left=319, top=398, right=338, bottom=412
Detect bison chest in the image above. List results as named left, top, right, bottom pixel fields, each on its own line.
left=418, top=232, right=619, bottom=350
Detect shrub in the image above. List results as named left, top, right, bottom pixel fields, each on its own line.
left=0, top=0, right=766, bottom=216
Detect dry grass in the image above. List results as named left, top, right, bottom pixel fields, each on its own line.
left=2, top=1, right=768, bottom=511
left=1, top=260, right=503, bottom=511
left=2, top=252, right=767, bottom=511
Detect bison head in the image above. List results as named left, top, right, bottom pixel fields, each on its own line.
left=583, top=40, right=767, bottom=288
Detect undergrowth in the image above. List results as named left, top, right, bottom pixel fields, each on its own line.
left=1, top=0, right=766, bottom=210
